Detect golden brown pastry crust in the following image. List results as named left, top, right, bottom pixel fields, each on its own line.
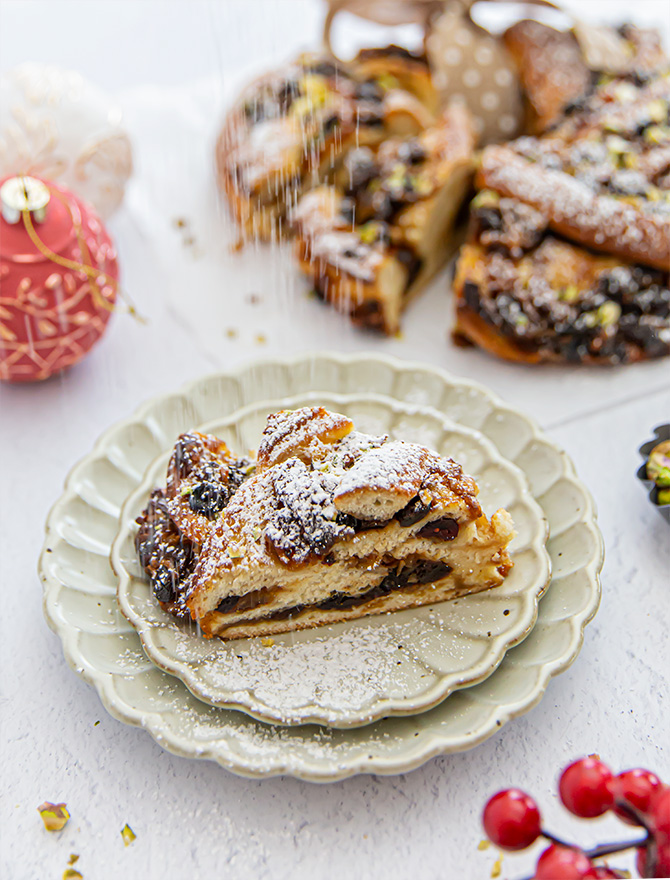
left=504, top=20, right=592, bottom=134
left=136, top=409, right=514, bottom=640
left=453, top=235, right=670, bottom=365
left=504, top=20, right=668, bottom=134
left=215, top=50, right=438, bottom=243
left=453, top=57, right=670, bottom=365
left=477, top=144, right=670, bottom=271
left=293, top=103, right=475, bottom=334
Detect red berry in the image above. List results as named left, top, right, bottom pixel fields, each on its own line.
left=649, top=786, right=670, bottom=838
left=636, top=839, right=670, bottom=878
left=657, top=839, right=670, bottom=876
left=611, top=769, right=662, bottom=825
left=535, top=844, right=597, bottom=879
left=482, top=788, right=541, bottom=850
left=559, top=757, right=614, bottom=818
left=637, top=846, right=650, bottom=877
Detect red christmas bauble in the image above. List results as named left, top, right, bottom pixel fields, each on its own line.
left=0, top=175, right=119, bottom=382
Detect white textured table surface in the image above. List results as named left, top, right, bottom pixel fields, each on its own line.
left=1, top=2, right=669, bottom=878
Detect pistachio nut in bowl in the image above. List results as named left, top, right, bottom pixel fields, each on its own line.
left=637, top=424, right=670, bottom=524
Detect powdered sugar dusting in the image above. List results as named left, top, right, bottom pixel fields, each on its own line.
left=187, top=408, right=482, bottom=619
left=479, top=145, right=670, bottom=266
left=265, top=458, right=353, bottom=564
left=335, top=440, right=430, bottom=501
left=163, top=616, right=474, bottom=724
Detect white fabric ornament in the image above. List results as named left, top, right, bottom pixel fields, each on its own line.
left=0, top=63, right=132, bottom=218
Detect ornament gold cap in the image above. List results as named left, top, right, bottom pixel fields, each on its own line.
left=1, top=176, right=50, bottom=225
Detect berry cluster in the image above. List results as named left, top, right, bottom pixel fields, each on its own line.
left=482, top=757, right=670, bottom=878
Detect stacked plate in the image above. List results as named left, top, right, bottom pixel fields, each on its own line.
left=40, top=353, right=603, bottom=781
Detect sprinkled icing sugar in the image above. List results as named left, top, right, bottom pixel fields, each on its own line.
left=163, top=615, right=472, bottom=723
left=293, top=189, right=384, bottom=283
left=265, top=459, right=353, bottom=564
left=258, top=406, right=353, bottom=469
left=335, top=441, right=429, bottom=501
left=192, top=416, right=467, bottom=584
left=479, top=145, right=670, bottom=266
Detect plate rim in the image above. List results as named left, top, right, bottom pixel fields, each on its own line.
left=111, top=390, right=552, bottom=728
left=39, top=351, right=604, bottom=781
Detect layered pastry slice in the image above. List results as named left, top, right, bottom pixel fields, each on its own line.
left=216, top=48, right=437, bottom=242
left=504, top=20, right=667, bottom=134
left=453, top=67, right=670, bottom=363
left=136, top=432, right=254, bottom=619
left=293, top=102, right=475, bottom=333
left=453, top=202, right=670, bottom=364
left=136, top=407, right=514, bottom=640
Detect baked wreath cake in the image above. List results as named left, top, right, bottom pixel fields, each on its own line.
left=293, top=103, right=474, bottom=333
left=504, top=21, right=667, bottom=134
left=216, top=47, right=437, bottom=242
left=453, top=66, right=670, bottom=363
left=136, top=407, right=514, bottom=640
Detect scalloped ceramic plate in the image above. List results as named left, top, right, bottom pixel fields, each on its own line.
left=112, top=391, right=551, bottom=728
left=40, top=353, right=603, bottom=780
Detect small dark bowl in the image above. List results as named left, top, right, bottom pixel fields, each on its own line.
left=637, top=424, right=670, bottom=524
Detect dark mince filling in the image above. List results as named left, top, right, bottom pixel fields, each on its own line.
left=215, top=587, right=277, bottom=615
left=463, top=269, right=670, bottom=363
left=135, top=490, right=196, bottom=617
left=264, top=559, right=453, bottom=622
left=212, top=499, right=460, bottom=618
left=466, top=199, right=670, bottom=362
left=416, top=517, right=459, bottom=540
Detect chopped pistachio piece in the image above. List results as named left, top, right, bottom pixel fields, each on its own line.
left=560, top=284, right=580, bottom=304
left=622, top=151, right=639, bottom=170
left=597, top=301, right=621, bottom=327
left=38, top=802, right=70, bottom=832
left=644, top=125, right=670, bottom=145
left=290, top=96, right=314, bottom=120
left=603, top=119, right=624, bottom=134
left=121, top=824, right=136, bottom=847
left=359, top=222, right=381, bottom=245
left=471, top=189, right=500, bottom=209
left=646, top=99, right=667, bottom=124
left=63, top=870, right=83, bottom=880
left=647, top=441, right=670, bottom=483
left=386, top=163, right=407, bottom=191
left=408, top=172, right=433, bottom=197
left=658, top=487, right=670, bottom=505
left=606, top=134, right=628, bottom=154
left=491, top=852, right=503, bottom=878
left=376, top=73, right=399, bottom=92
left=300, top=75, right=328, bottom=107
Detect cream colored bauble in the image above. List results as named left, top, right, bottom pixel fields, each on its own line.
left=0, top=64, right=132, bottom=219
